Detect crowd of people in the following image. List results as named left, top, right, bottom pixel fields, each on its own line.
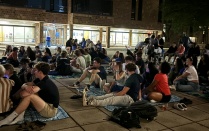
left=0, top=34, right=209, bottom=127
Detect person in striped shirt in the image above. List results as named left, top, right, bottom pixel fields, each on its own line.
left=0, top=65, right=14, bottom=114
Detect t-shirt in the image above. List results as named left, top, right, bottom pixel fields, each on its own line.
left=185, top=66, right=199, bottom=81
left=154, top=73, right=171, bottom=96
left=76, top=56, right=86, bottom=70
left=83, top=54, right=91, bottom=66
left=0, top=78, right=14, bottom=113
left=97, top=66, right=107, bottom=80
left=34, top=76, right=59, bottom=108
left=124, top=73, right=143, bottom=101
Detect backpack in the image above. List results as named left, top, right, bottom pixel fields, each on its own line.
left=128, top=101, right=157, bottom=120
left=109, top=107, right=141, bottom=129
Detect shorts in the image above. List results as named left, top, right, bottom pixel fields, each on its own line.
left=39, top=103, right=58, bottom=118
left=160, top=94, right=171, bottom=103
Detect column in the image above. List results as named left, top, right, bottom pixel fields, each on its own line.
left=69, top=24, right=73, bottom=39
left=106, top=27, right=110, bottom=48
left=35, top=22, right=44, bottom=46
left=129, top=30, right=132, bottom=46
left=64, top=25, right=67, bottom=42
left=99, top=28, right=103, bottom=43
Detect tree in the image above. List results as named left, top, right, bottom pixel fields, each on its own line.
left=162, top=0, right=209, bottom=34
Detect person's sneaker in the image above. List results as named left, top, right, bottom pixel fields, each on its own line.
left=83, top=87, right=88, bottom=106
left=68, top=82, right=80, bottom=88
left=150, top=99, right=157, bottom=103
left=169, top=85, right=176, bottom=90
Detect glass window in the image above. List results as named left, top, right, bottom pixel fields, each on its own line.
left=0, top=26, right=3, bottom=42
left=25, top=27, right=35, bottom=43
left=14, top=27, right=25, bottom=42
left=3, top=26, right=13, bottom=42
left=123, top=33, right=129, bottom=45
left=91, top=31, right=99, bottom=44
left=73, top=30, right=83, bottom=42
left=132, top=33, right=139, bottom=46
left=110, top=32, right=115, bottom=46
left=116, top=33, right=123, bottom=45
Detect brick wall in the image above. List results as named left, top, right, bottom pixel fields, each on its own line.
left=0, top=6, right=67, bottom=24
left=71, top=0, right=162, bottom=30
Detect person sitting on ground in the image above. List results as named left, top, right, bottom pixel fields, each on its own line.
left=0, top=62, right=60, bottom=126
left=71, top=49, right=86, bottom=73
left=4, top=45, right=12, bottom=57
left=143, top=62, right=171, bottom=103
left=83, top=63, right=142, bottom=106
left=83, top=48, right=91, bottom=67
left=135, top=52, right=145, bottom=75
left=173, top=42, right=185, bottom=63
left=3, top=64, right=23, bottom=106
left=7, top=47, right=19, bottom=67
left=111, top=51, right=120, bottom=62
left=18, top=58, right=30, bottom=83
left=141, top=62, right=159, bottom=89
left=18, top=46, right=26, bottom=61
left=35, top=46, right=42, bottom=61
left=197, top=54, right=209, bottom=84
left=26, top=46, right=36, bottom=62
left=0, top=65, right=14, bottom=114
left=168, top=58, right=184, bottom=85
left=71, top=57, right=107, bottom=88
left=173, top=57, right=199, bottom=92
left=42, top=48, right=52, bottom=63
left=187, top=43, right=200, bottom=69
left=50, top=47, right=62, bottom=64
left=164, top=42, right=177, bottom=62
left=104, top=59, right=126, bottom=93
left=122, top=55, right=140, bottom=74
left=48, top=51, right=72, bottom=76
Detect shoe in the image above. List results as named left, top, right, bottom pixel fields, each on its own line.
left=82, top=87, right=88, bottom=106
left=173, top=103, right=184, bottom=111
left=68, top=82, right=80, bottom=88
left=70, top=94, right=82, bottom=99
left=150, top=99, right=157, bottom=103
left=180, top=103, right=187, bottom=111
left=169, top=85, right=176, bottom=90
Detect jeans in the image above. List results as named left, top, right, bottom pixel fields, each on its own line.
left=89, top=93, right=134, bottom=106
left=174, top=78, right=199, bottom=92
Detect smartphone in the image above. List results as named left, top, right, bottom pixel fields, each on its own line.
left=3, top=74, right=9, bottom=78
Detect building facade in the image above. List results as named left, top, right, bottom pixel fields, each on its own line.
left=0, top=0, right=163, bottom=47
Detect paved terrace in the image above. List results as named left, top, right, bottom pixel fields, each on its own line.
left=0, top=75, right=209, bottom=131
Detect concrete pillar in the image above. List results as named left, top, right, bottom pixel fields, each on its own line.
left=129, top=30, right=132, bottom=46
left=64, top=25, right=67, bottom=42
left=35, top=22, right=44, bottom=46
left=99, top=28, right=103, bottom=44
left=106, top=27, right=110, bottom=48
left=69, top=24, right=73, bottom=39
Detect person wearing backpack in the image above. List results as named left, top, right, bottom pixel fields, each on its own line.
left=83, top=63, right=143, bottom=106
left=143, top=62, right=171, bottom=103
